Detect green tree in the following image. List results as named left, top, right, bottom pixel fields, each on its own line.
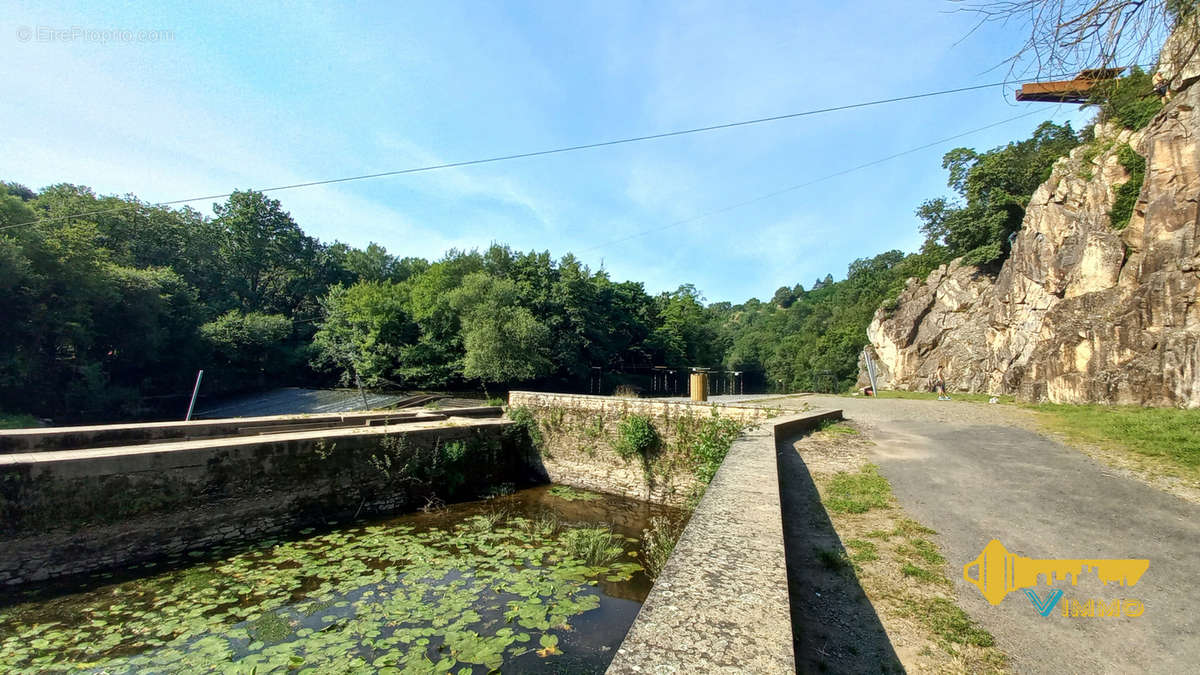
left=200, top=310, right=296, bottom=392
left=311, top=281, right=415, bottom=388
left=449, top=273, right=553, bottom=383
left=919, top=121, right=1080, bottom=265
left=213, top=190, right=321, bottom=315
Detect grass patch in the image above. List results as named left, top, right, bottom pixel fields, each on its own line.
left=901, top=563, right=949, bottom=586
left=515, top=511, right=561, bottom=538
left=0, top=412, right=39, bottom=429
left=845, top=539, right=879, bottom=563
left=898, top=538, right=945, bottom=566
left=823, top=464, right=892, bottom=514
left=867, top=390, right=1015, bottom=405
left=816, top=547, right=852, bottom=572
left=816, top=420, right=859, bottom=436
left=1033, top=403, right=1200, bottom=477
left=907, top=597, right=996, bottom=648
left=485, top=395, right=505, bottom=407
left=1109, top=144, right=1145, bottom=230
left=1077, top=138, right=1115, bottom=180
left=892, top=518, right=937, bottom=537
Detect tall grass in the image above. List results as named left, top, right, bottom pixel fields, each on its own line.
left=561, top=526, right=623, bottom=566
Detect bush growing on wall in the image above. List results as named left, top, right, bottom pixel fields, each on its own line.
left=689, top=414, right=744, bottom=484
left=507, top=406, right=544, bottom=451
left=612, top=414, right=659, bottom=460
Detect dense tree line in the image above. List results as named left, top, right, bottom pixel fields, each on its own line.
left=3, top=82, right=1154, bottom=420
left=0, top=183, right=730, bottom=420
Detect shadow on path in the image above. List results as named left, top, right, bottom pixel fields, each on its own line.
left=777, top=434, right=903, bottom=674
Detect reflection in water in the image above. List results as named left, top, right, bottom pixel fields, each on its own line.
left=0, top=485, right=678, bottom=673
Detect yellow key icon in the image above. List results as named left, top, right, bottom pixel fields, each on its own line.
left=964, top=539, right=1149, bottom=605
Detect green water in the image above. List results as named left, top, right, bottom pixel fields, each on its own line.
left=0, top=485, right=676, bottom=674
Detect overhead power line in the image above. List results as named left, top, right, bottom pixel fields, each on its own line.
left=578, top=107, right=1053, bottom=254
left=2, top=71, right=1095, bottom=232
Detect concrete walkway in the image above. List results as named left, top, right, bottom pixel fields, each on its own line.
left=775, top=396, right=1200, bottom=674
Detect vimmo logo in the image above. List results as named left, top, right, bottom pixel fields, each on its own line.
left=964, top=539, right=1149, bottom=617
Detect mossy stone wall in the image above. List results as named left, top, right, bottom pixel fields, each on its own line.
left=507, top=392, right=774, bottom=505
left=0, top=420, right=532, bottom=587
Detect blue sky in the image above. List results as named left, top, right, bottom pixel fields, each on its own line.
left=2, top=0, right=1093, bottom=303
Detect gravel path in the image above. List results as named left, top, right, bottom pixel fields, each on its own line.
left=770, top=395, right=1200, bottom=674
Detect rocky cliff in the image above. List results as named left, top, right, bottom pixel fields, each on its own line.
left=866, top=55, right=1200, bottom=407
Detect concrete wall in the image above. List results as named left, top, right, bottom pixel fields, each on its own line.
left=507, top=391, right=780, bottom=505
left=608, top=408, right=842, bottom=674
left=0, top=417, right=531, bottom=587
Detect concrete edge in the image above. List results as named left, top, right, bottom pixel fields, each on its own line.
left=606, top=408, right=842, bottom=674
left=0, top=407, right=505, bottom=454
left=508, top=390, right=777, bottom=415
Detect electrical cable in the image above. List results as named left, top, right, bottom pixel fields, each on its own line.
left=1, top=70, right=1101, bottom=232
left=577, top=107, right=1053, bottom=253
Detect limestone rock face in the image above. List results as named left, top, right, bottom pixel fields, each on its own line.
left=866, top=78, right=1200, bottom=407
left=1160, top=14, right=1200, bottom=95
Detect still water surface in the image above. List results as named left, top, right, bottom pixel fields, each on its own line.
left=0, top=485, right=677, bottom=673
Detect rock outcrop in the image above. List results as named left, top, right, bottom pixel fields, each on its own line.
left=866, top=63, right=1200, bottom=407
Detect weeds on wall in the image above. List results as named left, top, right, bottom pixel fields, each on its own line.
left=641, top=515, right=685, bottom=579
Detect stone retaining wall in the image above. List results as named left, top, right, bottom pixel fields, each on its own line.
left=0, top=418, right=531, bottom=587
left=507, top=391, right=782, bottom=505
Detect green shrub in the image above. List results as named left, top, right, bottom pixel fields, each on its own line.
left=689, top=414, right=743, bottom=484
left=506, top=406, right=543, bottom=450
left=1090, top=67, right=1163, bottom=131
left=1110, top=144, right=1146, bottom=230
left=612, top=414, right=659, bottom=460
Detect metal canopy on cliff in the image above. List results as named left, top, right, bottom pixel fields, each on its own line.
left=1015, top=68, right=1127, bottom=103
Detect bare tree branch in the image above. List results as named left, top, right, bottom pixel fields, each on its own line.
left=952, top=0, right=1186, bottom=79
